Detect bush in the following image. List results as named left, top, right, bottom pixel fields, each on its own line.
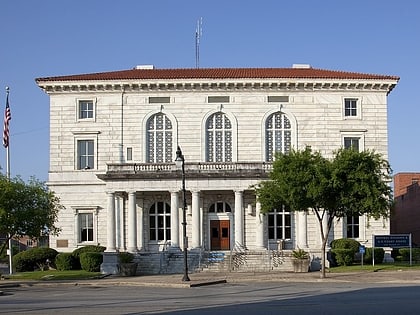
left=331, top=249, right=355, bottom=266
left=79, top=252, right=103, bottom=272
left=119, top=252, right=134, bottom=263
left=363, top=247, right=384, bottom=264
left=55, top=253, right=78, bottom=271
left=395, top=248, right=420, bottom=262
left=13, top=247, right=58, bottom=272
left=331, top=238, right=361, bottom=252
left=72, top=245, right=105, bottom=270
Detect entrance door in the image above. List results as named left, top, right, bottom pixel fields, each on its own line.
left=210, top=220, right=230, bottom=250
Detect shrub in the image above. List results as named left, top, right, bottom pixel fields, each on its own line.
left=12, top=247, right=58, bottom=272
left=55, top=253, right=78, bottom=271
left=72, top=245, right=105, bottom=270
left=119, top=252, right=134, bottom=263
left=72, top=245, right=106, bottom=258
left=79, top=252, right=103, bottom=272
left=396, top=248, right=420, bottom=262
left=363, top=247, right=384, bottom=264
left=331, top=238, right=360, bottom=252
left=331, top=249, right=355, bottom=266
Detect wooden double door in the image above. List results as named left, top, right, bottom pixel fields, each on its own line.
left=210, top=220, right=230, bottom=250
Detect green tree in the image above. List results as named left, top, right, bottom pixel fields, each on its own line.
left=0, top=175, right=62, bottom=256
left=256, top=147, right=392, bottom=278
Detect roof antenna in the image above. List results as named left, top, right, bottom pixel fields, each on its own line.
left=195, top=17, right=203, bottom=69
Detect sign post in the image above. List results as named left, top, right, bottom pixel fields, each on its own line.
left=359, top=245, right=366, bottom=267
left=373, top=234, right=411, bottom=266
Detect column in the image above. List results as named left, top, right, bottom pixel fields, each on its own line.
left=137, top=197, right=144, bottom=251
left=106, top=191, right=116, bottom=252
left=127, top=191, right=137, bottom=252
left=234, top=190, right=244, bottom=247
left=191, top=190, right=200, bottom=248
left=170, top=191, right=180, bottom=249
left=255, top=201, right=265, bottom=249
left=297, top=211, right=309, bottom=249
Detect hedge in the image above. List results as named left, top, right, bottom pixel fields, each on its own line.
left=80, top=252, right=103, bottom=272
left=363, top=247, right=384, bottom=264
left=55, top=253, right=78, bottom=271
left=72, top=245, right=106, bottom=270
left=331, top=249, right=355, bottom=266
left=13, top=247, right=58, bottom=272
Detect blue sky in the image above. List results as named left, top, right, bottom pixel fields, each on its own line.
left=0, top=0, right=418, bottom=182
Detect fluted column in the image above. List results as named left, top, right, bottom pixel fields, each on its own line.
left=106, top=191, right=116, bottom=252
left=127, top=191, right=137, bottom=252
left=297, top=211, right=308, bottom=249
left=170, top=191, right=180, bottom=249
left=234, top=190, right=244, bottom=247
left=191, top=190, right=200, bottom=248
left=255, top=201, right=265, bottom=249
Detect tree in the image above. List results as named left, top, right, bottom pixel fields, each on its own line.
left=0, top=175, right=62, bottom=257
left=256, top=147, right=392, bottom=278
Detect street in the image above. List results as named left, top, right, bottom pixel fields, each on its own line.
left=1, top=281, right=419, bottom=314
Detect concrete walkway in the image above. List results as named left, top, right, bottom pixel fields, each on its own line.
left=2, top=269, right=420, bottom=290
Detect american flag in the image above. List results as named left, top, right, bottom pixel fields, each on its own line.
left=3, top=93, right=11, bottom=148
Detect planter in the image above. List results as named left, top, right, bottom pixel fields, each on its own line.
left=292, top=259, right=310, bottom=273
left=118, top=262, right=138, bottom=276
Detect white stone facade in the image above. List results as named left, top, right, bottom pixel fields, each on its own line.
left=36, top=66, right=398, bottom=269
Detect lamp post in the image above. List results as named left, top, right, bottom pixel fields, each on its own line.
left=175, top=146, right=190, bottom=282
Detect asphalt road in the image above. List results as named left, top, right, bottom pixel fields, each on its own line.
left=1, top=281, right=420, bottom=314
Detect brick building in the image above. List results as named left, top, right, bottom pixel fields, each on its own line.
left=392, top=173, right=420, bottom=246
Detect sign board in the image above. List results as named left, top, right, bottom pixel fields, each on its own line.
left=359, top=245, right=366, bottom=254
left=374, top=234, right=410, bottom=248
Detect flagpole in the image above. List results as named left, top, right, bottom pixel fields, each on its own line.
left=4, top=86, right=12, bottom=274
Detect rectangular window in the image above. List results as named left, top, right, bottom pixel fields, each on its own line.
left=208, top=96, right=230, bottom=103
left=347, top=215, right=359, bottom=238
left=79, top=213, right=94, bottom=242
left=127, top=147, right=133, bottom=161
left=77, top=140, right=94, bottom=170
left=268, top=96, right=289, bottom=103
left=268, top=206, right=291, bottom=240
left=149, top=97, right=170, bottom=103
left=344, top=137, right=360, bottom=151
left=78, top=100, right=94, bottom=119
left=344, top=98, right=358, bottom=117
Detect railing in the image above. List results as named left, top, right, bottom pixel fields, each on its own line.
left=106, top=161, right=273, bottom=174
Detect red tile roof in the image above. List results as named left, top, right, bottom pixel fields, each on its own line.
left=36, top=67, right=399, bottom=82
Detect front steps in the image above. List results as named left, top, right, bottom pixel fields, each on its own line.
left=134, top=249, right=301, bottom=275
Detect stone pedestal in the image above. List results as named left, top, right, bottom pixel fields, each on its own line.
left=100, top=252, right=119, bottom=274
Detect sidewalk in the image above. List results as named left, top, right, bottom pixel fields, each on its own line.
left=2, top=269, right=420, bottom=290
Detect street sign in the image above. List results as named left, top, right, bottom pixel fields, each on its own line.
left=359, top=245, right=366, bottom=254
left=374, top=234, right=410, bottom=248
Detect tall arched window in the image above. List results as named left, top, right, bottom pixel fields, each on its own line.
left=146, top=113, right=173, bottom=163
left=149, top=201, right=171, bottom=241
left=265, top=112, right=291, bottom=161
left=206, top=112, right=232, bottom=162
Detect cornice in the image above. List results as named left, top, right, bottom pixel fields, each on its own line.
left=37, top=78, right=398, bottom=95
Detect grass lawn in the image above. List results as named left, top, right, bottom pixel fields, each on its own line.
left=4, top=270, right=102, bottom=281
left=329, top=263, right=420, bottom=273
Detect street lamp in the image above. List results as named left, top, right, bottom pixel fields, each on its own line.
left=175, top=145, right=190, bottom=282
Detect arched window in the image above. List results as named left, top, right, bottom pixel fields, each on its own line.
left=268, top=206, right=291, bottom=240
left=206, top=112, right=232, bottom=162
left=146, top=113, right=173, bottom=163
left=265, top=112, right=291, bottom=161
left=149, top=201, right=171, bottom=241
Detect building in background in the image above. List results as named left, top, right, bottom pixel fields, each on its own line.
left=36, top=65, right=399, bottom=273
left=392, top=173, right=420, bottom=246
